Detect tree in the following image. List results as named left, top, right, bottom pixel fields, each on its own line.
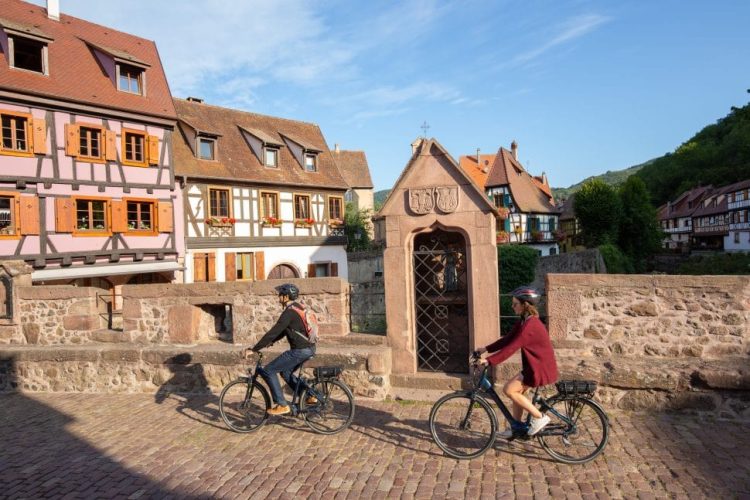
left=617, top=177, right=663, bottom=272
left=344, top=202, right=372, bottom=252
left=574, top=179, right=622, bottom=247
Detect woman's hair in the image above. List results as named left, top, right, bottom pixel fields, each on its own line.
left=522, top=302, right=539, bottom=317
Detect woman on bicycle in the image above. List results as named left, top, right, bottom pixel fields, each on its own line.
left=477, top=286, right=558, bottom=437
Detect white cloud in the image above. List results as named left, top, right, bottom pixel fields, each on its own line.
left=513, top=14, right=610, bottom=64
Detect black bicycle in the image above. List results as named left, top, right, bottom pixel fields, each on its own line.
left=219, top=352, right=355, bottom=435
left=429, top=353, right=609, bottom=463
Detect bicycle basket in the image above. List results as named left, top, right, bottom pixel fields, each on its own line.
left=314, top=366, right=343, bottom=379
left=556, top=380, right=597, bottom=397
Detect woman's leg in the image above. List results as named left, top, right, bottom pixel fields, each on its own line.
left=503, top=375, right=542, bottom=420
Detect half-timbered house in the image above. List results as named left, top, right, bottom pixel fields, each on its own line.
left=0, top=1, right=183, bottom=299
left=173, top=98, right=349, bottom=283
left=691, top=187, right=729, bottom=251
left=459, top=142, right=560, bottom=255
left=724, top=180, right=750, bottom=252
left=658, top=185, right=710, bottom=251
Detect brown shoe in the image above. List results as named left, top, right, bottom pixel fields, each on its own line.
left=267, top=404, right=291, bottom=416
left=305, top=395, right=319, bottom=405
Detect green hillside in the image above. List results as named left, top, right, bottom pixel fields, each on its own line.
left=552, top=163, right=649, bottom=201
left=374, top=189, right=390, bottom=211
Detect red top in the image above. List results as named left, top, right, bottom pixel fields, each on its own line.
left=485, top=316, right=559, bottom=387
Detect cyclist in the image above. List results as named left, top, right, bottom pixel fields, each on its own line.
left=477, top=286, right=558, bottom=437
left=246, top=283, right=316, bottom=416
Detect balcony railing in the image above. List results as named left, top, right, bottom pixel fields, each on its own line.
left=663, top=227, right=691, bottom=233
left=729, top=222, right=750, bottom=230
left=728, top=199, right=750, bottom=210
left=694, top=224, right=728, bottom=234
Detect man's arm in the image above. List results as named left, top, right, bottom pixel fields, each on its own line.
left=251, top=309, right=293, bottom=351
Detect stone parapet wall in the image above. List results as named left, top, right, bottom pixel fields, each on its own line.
left=0, top=343, right=391, bottom=399
left=121, top=278, right=349, bottom=345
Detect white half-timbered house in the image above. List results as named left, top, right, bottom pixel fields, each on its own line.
left=724, top=180, right=750, bottom=252
left=173, top=98, right=349, bottom=283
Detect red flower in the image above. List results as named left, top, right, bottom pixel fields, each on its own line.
left=204, top=218, right=211, bottom=224
left=221, top=217, right=228, bottom=223
left=229, top=218, right=236, bottom=224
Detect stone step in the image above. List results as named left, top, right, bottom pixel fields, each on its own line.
left=389, top=372, right=472, bottom=401
left=90, top=329, right=132, bottom=343
left=319, top=333, right=387, bottom=346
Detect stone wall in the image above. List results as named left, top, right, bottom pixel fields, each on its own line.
left=122, top=278, right=349, bottom=345
left=347, top=251, right=385, bottom=333
left=531, top=248, right=606, bottom=290
left=547, top=273, right=750, bottom=418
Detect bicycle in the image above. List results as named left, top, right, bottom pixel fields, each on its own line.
left=429, top=352, right=609, bottom=463
left=219, top=352, right=355, bottom=435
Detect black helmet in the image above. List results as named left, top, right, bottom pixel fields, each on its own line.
left=510, top=286, right=541, bottom=305
left=274, top=283, right=299, bottom=300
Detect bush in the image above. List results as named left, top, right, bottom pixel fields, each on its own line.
left=498, top=245, right=539, bottom=334
left=598, top=243, right=634, bottom=274
left=677, top=253, right=750, bottom=275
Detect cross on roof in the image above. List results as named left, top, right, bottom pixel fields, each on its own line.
left=420, top=121, right=430, bottom=138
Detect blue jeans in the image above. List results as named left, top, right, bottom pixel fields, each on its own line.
left=257, top=347, right=314, bottom=406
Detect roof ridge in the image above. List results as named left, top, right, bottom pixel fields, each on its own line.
left=174, top=97, right=321, bottom=128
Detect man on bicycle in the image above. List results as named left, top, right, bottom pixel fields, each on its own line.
left=246, top=283, right=316, bottom=416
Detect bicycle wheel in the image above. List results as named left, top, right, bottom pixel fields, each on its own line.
left=302, top=379, right=355, bottom=435
left=429, top=393, right=497, bottom=459
left=538, top=397, right=609, bottom=464
left=219, top=379, right=270, bottom=433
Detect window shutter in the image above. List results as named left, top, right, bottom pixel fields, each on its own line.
left=193, top=253, right=206, bottom=282
left=330, top=262, right=338, bottom=277
left=55, top=198, right=75, bottom=233
left=225, top=253, right=236, bottom=282
left=111, top=200, right=128, bottom=233
left=148, top=135, right=159, bottom=165
left=308, top=264, right=316, bottom=278
left=504, top=194, right=511, bottom=206
left=504, top=218, right=510, bottom=232
left=105, top=130, right=117, bottom=161
left=207, top=253, right=216, bottom=282
left=157, top=201, right=173, bottom=233
left=254, top=251, right=265, bottom=280
left=19, top=196, right=40, bottom=235
left=64, top=124, right=80, bottom=156
left=32, top=118, right=46, bottom=155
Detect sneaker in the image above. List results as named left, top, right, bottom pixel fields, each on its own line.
left=267, top=404, right=291, bottom=416
left=498, top=429, right=513, bottom=439
left=528, top=414, right=550, bottom=436
left=305, top=395, right=319, bottom=405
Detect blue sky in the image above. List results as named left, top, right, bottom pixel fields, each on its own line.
left=32, top=0, right=750, bottom=190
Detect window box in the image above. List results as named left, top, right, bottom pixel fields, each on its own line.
left=530, top=230, right=544, bottom=242
left=328, top=217, right=344, bottom=228
left=205, top=217, right=236, bottom=228
left=261, top=216, right=282, bottom=227
left=295, top=217, right=315, bottom=228
left=496, top=231, right=509, bottom=244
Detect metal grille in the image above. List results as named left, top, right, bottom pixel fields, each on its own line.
left=413, top=231, right=468, bottom=373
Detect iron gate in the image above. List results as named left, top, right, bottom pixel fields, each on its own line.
left=413, top=230, right=469, bottom=373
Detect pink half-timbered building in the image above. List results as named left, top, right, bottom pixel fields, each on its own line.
left=0, top=1, right=184, bottom=301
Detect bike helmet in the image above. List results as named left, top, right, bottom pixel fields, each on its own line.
left=274, top=283, right=299, bottom=300
left=510, top=286, right=541, bottom=305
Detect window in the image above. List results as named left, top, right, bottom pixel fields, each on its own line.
left=0, top=195, right=17, bottom=236
left=236, top=253, right=255, bottom=280
left=735, top=232, right=740, bottom=244
left=75, top=198, right=109, bottom=233
left=549, top=247, right=557, bottom=256
left=345, top=190, right=353, bottom=203
left=126, top=200, right=154, bottom=232
left=198, top=138, right=215, bottom=160
left=304, top=153, right=317, bottom=172
left=261, top=192, right=279, bottom=219
left=10, top=36, right=46, bottom=74
left=123, top=130, right=146, bottom=166
left=79, top=126, right=103, bottom=159
left=117, top=64, right=143, bottom=95
left=548, top=217, right=556, bottom=232
left=294, top=194, right=311, bottom=219
left=264, top=148, right=278, bottom=167
left=209, top=188, right=230, bottom=218
left=328, top=196, right=343, bottom=221
left=1, top=112, right=30, bottom=154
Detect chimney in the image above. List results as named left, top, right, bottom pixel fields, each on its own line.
left=47, top=0, right=60, bottom=21
left=541, top=171, right=548, bottom=186
left=411, top=137, right=424, bottom=155
left=476, top=148, right=481, bottom=163
left=511, top=140, right=518, bottom=160
left=334, top=143, right=340, bottom=153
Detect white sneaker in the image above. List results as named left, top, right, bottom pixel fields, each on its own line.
left=498, top=428, right=513, bottom=439
left=528, top=414, right=550, bottom=436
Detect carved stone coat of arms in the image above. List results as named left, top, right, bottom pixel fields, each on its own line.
left=409, top=188, right=435, bottom=215
left=435, top=186, right=459, bottom=213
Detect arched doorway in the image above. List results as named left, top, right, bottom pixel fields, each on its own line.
left=267, top=264, right=299, bottom=280
left=413, top=229, right=469, bottom=373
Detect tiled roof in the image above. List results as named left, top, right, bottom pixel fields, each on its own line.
left=721, top=179, right=750, bottom=195
left=457, top=154, right=495, bottom=190
left=331, top=149, right=373, bottom=189
left=485, top=147, right=558, bottom=214
left=692, top=187, right=727, bottom=217
left=558, top=195, right=576, bottom=221
left=661, top=185, right=712, bottom=220
left=0, top=0, right=176, bottom=120
left=173, top=98, right=348, bottom=190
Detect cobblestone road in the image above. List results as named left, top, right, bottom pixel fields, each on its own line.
left=1, top=392, right=748, bottom=499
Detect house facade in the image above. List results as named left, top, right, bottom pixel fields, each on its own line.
left=691, top=188, right=729, bottom=251
left=557, top=195, right=584, bottom=253
left=0, top=1, right=183, bottom=297
left=459, top=142, right=560, bottom=256
left=331, top=145, right=374, bottom=238
left=173, top=98, right=349, bottom=283
left=657, top=186, right=710, bottom=251
left=724, top=180, right=750, bottom=252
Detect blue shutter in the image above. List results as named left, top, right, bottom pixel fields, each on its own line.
left=504, top=218, right=510, bottom=231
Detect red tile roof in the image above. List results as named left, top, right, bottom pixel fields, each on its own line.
left=457, top=154, right=495, bottom=190
left=660, top=185, right=712, bottom=220
left=173, top=98, right=348, bottom=190
left=331, top=149, right=373, bottom=189
left=0, top=0, right=176, bottom=120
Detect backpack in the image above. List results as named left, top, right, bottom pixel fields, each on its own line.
left=290, top=304, right=319, bottom=344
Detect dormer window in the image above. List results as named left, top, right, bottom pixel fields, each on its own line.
left=3, top=21, right=53, bottom=76
left=198, top=137, right=216, bottom=160
left=264, top=147, right=278, bottom=167
left=118, top=64, right=143, bottom=95
left=304, top=153, right=317, bottom=172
